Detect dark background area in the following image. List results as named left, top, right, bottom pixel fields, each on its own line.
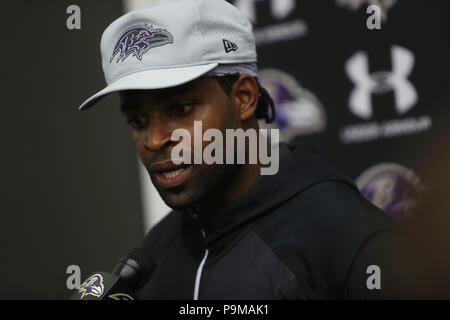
left=1, top=1, right=144, bottom=299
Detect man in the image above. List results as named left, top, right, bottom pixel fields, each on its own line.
left=80, top=0, right=401, bottom=299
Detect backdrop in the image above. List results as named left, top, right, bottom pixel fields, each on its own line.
left=240, top=0, right=449, bottom=222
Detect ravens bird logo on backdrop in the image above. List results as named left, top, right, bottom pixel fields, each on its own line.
left=78, top=274, right=105, bottom=298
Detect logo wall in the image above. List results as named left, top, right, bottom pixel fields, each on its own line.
left=340, top=45, right=432, bottom=144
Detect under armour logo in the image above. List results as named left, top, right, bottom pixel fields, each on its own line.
left=223, top=39, right=238, bottom=53
left=345, top=45, right=418, bottom=119
left=234, top=0, right=295, bottom=23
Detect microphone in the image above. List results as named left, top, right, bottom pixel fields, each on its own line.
left=71, top=247, right=155, bottom=300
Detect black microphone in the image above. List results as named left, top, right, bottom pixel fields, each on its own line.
left=71, top=247, right=155, bottom=300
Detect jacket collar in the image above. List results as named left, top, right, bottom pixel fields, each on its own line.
left=181, top=142, right=357, bottom=254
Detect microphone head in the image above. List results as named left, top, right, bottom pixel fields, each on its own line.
left=112, top=247, right=156, bottom=292
left=126, top=247, right=156, bottom=275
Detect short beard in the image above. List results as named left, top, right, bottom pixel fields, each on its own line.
left=150, top=162, right=244, bottom=213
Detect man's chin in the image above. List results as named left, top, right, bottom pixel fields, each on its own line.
left=155, top=185, right=198, bottom=211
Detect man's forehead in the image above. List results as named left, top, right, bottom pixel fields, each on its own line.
left=119, top=77, right=215, bottom=110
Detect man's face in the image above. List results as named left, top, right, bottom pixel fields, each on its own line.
left=120, top=77, right=242, bottom=210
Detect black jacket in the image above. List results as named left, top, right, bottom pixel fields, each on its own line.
left=137, top=142, right=400, bottom=299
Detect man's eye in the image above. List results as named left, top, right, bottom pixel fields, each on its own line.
left=170, top=103, right=195, bottom=116
left=126, top=115, right=148, bottom=129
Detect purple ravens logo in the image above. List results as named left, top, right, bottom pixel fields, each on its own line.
left=356, top=163, right=423, bottom=221
left=258, top=69, right=327, bottom=141
left=110, top=24, right=174, bottom=63
left=78, top=274, right=104, bottom=298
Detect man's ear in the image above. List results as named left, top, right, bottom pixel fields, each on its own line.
left=231, top=74, right=259, bottom=122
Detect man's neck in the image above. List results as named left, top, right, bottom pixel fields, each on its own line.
left=194, top=121, right=266, bottom=217
left=194, top=161, right=263, bottom=218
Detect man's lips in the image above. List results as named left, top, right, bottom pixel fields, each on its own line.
left=150, top=160, right=193, bottom=188
left=150, top=160, right=189, bottom=172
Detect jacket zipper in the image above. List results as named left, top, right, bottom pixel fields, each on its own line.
left=193, top=229, right=208, bottom=300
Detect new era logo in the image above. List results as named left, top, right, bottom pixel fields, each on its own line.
left=223, top=39, right=238, bottom=53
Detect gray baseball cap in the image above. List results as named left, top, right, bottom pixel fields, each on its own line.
left=79, top=0, right=257, bottom=110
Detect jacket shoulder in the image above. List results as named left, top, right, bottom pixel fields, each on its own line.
left=253, top=180, right=397, bottom=298
left=298, top=179, right=395, bottom=230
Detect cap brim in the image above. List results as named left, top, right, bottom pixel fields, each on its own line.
left=79, top=63, right=219, bottom=111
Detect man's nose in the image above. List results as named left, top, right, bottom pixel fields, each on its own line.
left=143, top=118, right=172, bottom=152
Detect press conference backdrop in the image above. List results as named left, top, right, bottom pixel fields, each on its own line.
left=137, top=0, right=450, bottom=229
left=247, top=0, right=450, bottom=224
left=139, top=0, right=450, bottom=227
left=1, top=0, right=449, bottom=299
